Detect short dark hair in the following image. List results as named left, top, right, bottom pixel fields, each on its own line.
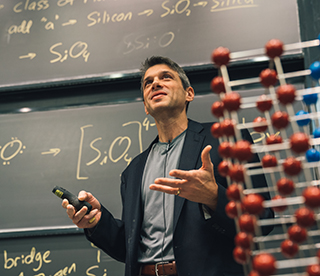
left=140, top=56, right=191, bottom=93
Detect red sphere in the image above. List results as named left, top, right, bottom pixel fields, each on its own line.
left=228, top=164, right=245, bottom=182
left=295, top=207, right=315, bottom=228
left=226, top=183, right=242, bottom=201
left=281, top=239, right=299, bottom=258
left=260, top=69, right=278, bottom=87
left=233, top=246, right=250, bottom=265
left=277, top=84, right=296, bottom=105
left=242, top=194, right=264, bottom=215
left=253, top=117, right=268, bottom=132
left=276, top=178, right=295, bottom=196
left=212, top=47, right=230, bottom=66
left=303, top=186, right=320, bottom=209
left=271, top=195, right=287, bottom=212
left=256, top=94, right=273, bottom=112
left=223, top=92, right=241, bottom=112
left=218, top=141, right=233, bottom=158
left=266, top=134, right=283, bottom=145
left=211, top=123, right=223, bottom=138
left=265, top=39, right=284, bottom=58
left=220, top=119, right=235, bottom=136
left=232, top=140, right=253, bottom=162
left=235, top=232, right=253, bottom=249
left=211, top=101, right=225, bottom=118
left=210, top=76, right=226, bottom=93
left=262, top=154, right=277, bottom=168
left=225, top=201, right=243, bottom=219
left=218, top=160, right=230, bottom=177
left=239, top=214, right=255, bottom=233
left=290, top=132, right=310, bottom=153
left=307, top=264, right=320, bottom=276
left=271, top=111, right=289, bottom=129
left=252, top=253, right=277, bottom=276
left=288, top=225, right=308, bottom=243
left=249, top=271, right=261, bottom=276
left=283, top=157, right=302, bottom=176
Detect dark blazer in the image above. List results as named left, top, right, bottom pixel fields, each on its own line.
left=85, top=119, right=274, bottom=276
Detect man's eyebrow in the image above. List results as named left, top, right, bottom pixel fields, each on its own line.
left=143, top=70, right=174, bottom=84
left=143, top=76, right=151, bottom=85
left=161, top=70, right=174, bottom=75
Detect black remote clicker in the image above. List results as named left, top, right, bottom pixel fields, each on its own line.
left=52, top=186, right=92, bottom=214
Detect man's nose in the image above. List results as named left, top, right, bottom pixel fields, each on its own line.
left=151, top=78, right=162, bottom=89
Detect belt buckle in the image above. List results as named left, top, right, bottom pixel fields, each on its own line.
left=155, top=261, right=169, bottom=276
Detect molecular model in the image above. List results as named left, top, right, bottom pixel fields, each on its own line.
left=211, top=35, right=320, bottom=276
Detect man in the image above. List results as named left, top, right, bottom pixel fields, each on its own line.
left=63, top=56, right=273, bottom=276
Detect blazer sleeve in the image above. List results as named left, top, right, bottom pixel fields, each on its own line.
left=85, top=206, right=126, bottom=263
left=84, top=173, right=128, bottom=263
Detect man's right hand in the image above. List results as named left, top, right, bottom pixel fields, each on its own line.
left=62, top=190, right=101, bottom=229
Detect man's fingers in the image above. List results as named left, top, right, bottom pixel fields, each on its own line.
left=62, top=198, right=69, bottom=209
left=201, top=145, right=213, bottom=171
left=78, top=190, right=89, bottom=201
left=149, top=184, right=180, bottom=195
left=66, top=204, right=76, bottom=218
left=154, top=176, right=185, bottom=186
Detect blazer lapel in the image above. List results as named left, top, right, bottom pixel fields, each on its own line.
left=173, top=120, right=205, bottom=231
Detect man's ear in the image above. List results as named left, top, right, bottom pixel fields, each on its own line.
left=186, top=86, right=195, bottom=103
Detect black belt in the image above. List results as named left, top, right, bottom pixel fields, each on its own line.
left=140, top=261, right=177, bottom=276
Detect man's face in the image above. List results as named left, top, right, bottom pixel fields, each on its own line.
left=142, top=64, right=193, bottom=116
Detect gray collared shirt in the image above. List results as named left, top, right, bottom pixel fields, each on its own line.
left=138, top=131, right=186, bottom=263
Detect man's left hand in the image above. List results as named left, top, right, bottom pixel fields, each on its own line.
left=149, top=145, right=218, bottom=211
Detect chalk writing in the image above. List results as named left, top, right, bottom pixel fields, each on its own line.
left=242, top=118, right=280, bottom=144
left=8, top=20, right=33, bottom=34
left=1, top=237, right=120, bottom=276
left=86, top=266, right=107, bottom=276
left=87, top=11, right=133, bottom=26
left=13, top=1, right=49, bottom=13
left=76, top=118, right=155, bottom=180
left=123, top=31, right=175, bottom=54
left=161, top=0, right=191, bottom=17
left=211, top=0, right=257, bottom=12
left=19, top=52, right=36, bottom=59
left=49, top=41, right=90, bottom=63
left=2, top=0, right=260, bottom=74
left=57, top=0, right=75, bottom=7
left=4, top=247, right=51, bottom=272
left=138, top=9, right=153, bottom=16
left=0, top=137, right=26, bottom=166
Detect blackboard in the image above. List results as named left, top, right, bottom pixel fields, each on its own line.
left=0, top=0, right=301, bottom=90
left=0, top=88, right=306, bottom=233
left=0, top=101, right=158, bottom=231
left=1, top=234, right=126, bottom=276
left=0, top=87, right=305, bottom=275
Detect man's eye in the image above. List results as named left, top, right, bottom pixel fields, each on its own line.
left=144, top=80, right=152, bottom=87
left=163, top=74, right=172, bottom=79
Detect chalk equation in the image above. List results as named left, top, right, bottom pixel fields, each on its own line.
left=123, top=31, right=175, bottom=55
left=0, top=117, right=272, bottom=170
left=3, top=0, right=258, bottom=62
left=0, top=137, right=26, bottom=166
left=0, top=117, right=156, bottom=182
left=77, top=117, right=156, bottom=180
